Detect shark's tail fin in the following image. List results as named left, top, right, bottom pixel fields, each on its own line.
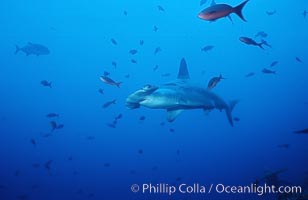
left=15, top=45, right=21, bottom=54
left=225, top=100, right=239, bottom=127
left=233, top=0, right=249, bottom=22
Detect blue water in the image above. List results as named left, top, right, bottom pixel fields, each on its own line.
left=0, top=0, right=307, bottom=199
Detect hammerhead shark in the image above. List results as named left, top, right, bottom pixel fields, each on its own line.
left=126, top=58, right=238, bottom=126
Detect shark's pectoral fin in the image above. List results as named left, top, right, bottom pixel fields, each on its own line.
left=167, top=109, right=183, bottom=122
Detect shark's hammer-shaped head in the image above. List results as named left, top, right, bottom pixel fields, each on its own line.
left=126, top=84, right=158, bottom=109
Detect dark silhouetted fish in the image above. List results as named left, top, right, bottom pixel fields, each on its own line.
left=88, top=193, right=95, bottom=198
left=169, top=128, right=175, bottom=132
left=98, top=88, right=104, bottom=95
left=157, top=5, right=165, bottom=12
left=40, top=80, right=52, bottom=88
left=129, top=49, right=138, bottom=55
left=139, top=40, right=144, bottom=45
left=86, top=136, right=95, bottom=140
left=112, top=61, right=117, bottom=68
left=57, top=124, right=64, bottom=129
left=208, top=74, right=225, bottom=89
left=201, top=45, right=214, bottom=52
left=239, top=37, right=264, bottom=49
left=303, top=10, right=307, bottom=18
left=139, top=116, right=146, bottom=121
left=200, top=0, right=208, bottom=6
left=30, top=138, right=36, bottom=147
left=15, top=42, right=50, bottom=56
left=104, top=71, right=110, bottom=76
left=295, top=57, right=302, bottom=63
left=46, top=113, right=59, bottom=118
left=0, top=184, right=7, bottom=190
left=245, top=72, right=255, bottom=77
left=16, top=194, right=30, bottom=200
left=138, top=149, right=143, bottom=154
left=100, top=76, right=122, bottom=88
left=68, top=155, right=73, bottom=161
left=106, top=123, right=116, bottom=128
left=154, top=47, right=161, bottom=54
left=160, top=122, right=165, bottom=126
left=153, top=25, right=158, bottom=32
left=266, top=10, right=276, bottom=15
left=262, top=68, right=276, bottom=74
left=110, top=38, right=118, bottom=45
left=123, top=10, right=128, bottom=16
left=50, top=121, right=57, bottom=131
left=102, top=100, right=116, bottom=108
left=294, top=128, right=308, bottom=134
left=153, top=65, right=159, bottom=71
left=104, top=163, right=111, bottom=167
left=115, top=114, right=122, bottom=120
left=270, top=61, right=278, bottom=67
left=131, top=59, right=137, bottom=64
left=44, top=160, right=52, bottom=170
left=198, top=0, right=249, bottom=22
left=255, top=31, right=268, bottom=38
left=125, top=74, right=130, bottom=78
left=277, top=144, right=289, bottom=149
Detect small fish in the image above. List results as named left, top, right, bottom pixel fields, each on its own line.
left=86, top=136, right=95, bottom=140
left=154, top=47, right=161, bottom=54
left=139, top=116, right=146, bottom=121
left=46, top=113, right=59, bottom=118
left=255, top=31, right=268, bottom=38
left=125, top=74, right=130, bottom=78
left=40, top=80, right=52, bottom=88
left=169, top=128, right=175, bottom=132
left=266, top=10, right=276, bottom=15
left=112, top=61, right=117, bottom=68
left=153, top=25, right=158, bottom=32
left=110, top=38, right=118, bottom=45
left=201, top=45, right=214, bottom=52
left=239, top=37, right=264, bottom=49
left=57, top=124, right=64, bottom=129
left=0, top=184, right=7, bottom=190
left=160, top=122, right=165, bottom=126
left=98, top=88, right=104, bottom=95
left=123, top=10, right=128, bottom=16
left=261, top=39, right=272, bottom=48
left=153, top=65, right=159, bottom=71
left=198, top=0, right=249, bottom=22
left=262, top=68, right=276, bottom=74
left=200, top=0, right=208, bottom=6
left=30, top=138, right=36, bottom=146
left=15, top=42, right=50, bottom=56
left=233, top=117, right=240, bottom=122
left=100, top=76, right=122, bottom=88
left=15, top=170, right=20, bottom=176
left=277, top=144, right=289, bottom=149
left=88, top=193, right=95, bottom=198
left=44, top=160, right=52, bottom=170
left=68, top=156, right=73, bottom=161
left=16, top=194, right=30, bottom=200
left=129, top=49, right=138, bottom=55
left=303, top=10, right=307, bottom=18
left=41, top=132, right=52, bottom=138
left=207, top=74, right=225, bottom=90
left=157, top=5, right=165, bottom=12
left=270, top=61, right=278, bottom=67
left=176, top=177, right=182, bottom=181
left=104, top=163, right=111, bottom=167
left=161, top=73, right=171, bottom=77
left=131, top=59, right=137, bottom=64
left=294, top=128, right=308, bottom=134
left=138, top=149, right=143, bottom=154
left=139, top=40, right=144, bottom=45
left=102, top=100, right=116, bottom=108
left=295, top=57, right=302, bottom=63
left=245, top=72, right=255, bottom=77
left=115, top=114, right=123, bottom=120
left=50, top=121, right=58, bottom=131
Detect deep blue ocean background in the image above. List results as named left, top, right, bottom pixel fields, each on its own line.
left=0, top=0, right=307, bottom=199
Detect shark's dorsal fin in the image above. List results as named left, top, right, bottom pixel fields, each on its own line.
left=211, top=0, right=216, bottom=6
left=167, top=109, right=183, bottom=122
left=177, top=58, right=190, bottom=79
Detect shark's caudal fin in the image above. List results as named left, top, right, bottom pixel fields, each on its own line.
left=177, top=58, right=190, bottom=79
left=233, top=0, right=249, bottom=22
left=225, top=100, right=239, bottom=127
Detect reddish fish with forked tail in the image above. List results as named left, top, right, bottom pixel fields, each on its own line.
left=198, top=0, right=249, bottom=22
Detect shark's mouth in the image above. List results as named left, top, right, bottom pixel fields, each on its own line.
left=126, top=84, right=158, bottom=109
